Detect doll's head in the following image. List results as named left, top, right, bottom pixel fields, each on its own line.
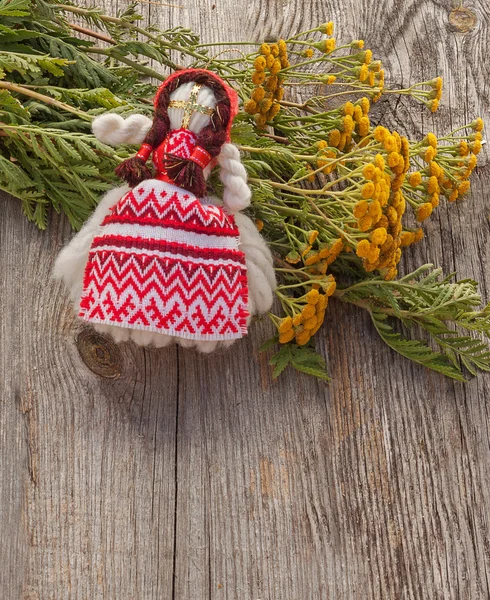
left=115, top=69, right=239, bottom=197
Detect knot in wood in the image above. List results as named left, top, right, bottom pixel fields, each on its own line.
left=76, top=328, right=122, bottom=378
left=449, top=7, right=477, bottom=32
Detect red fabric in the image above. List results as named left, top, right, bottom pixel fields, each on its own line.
left=189, top=146, right=212, bottom=169
left=136, top=143, right=152, bottom=162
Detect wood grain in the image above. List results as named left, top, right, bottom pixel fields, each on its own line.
left=1, top=0, right=489, bottom=598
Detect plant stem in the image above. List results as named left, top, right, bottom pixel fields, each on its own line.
left=0, top=81, right=92, bottom=121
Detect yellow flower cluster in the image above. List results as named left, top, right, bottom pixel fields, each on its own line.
left=278, top=276, right=336, bottom=345
left=328, top=97, right=371, bottom=152
left=404, top=122, right=482, bottom=220
left=352, top=126, right=411, bottom=279
left=314, top=21, right=336, bottom=54
left=245, top=40, right=289, bottom=128
left=430, top=77, right=443, bottom=112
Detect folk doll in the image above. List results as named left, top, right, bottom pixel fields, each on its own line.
left=54, top=69, right=276, bottom=352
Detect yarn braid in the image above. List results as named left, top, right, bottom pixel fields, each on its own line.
left=217, top=144, right=251, bottom=212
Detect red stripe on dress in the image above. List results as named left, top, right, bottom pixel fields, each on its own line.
left=90, top=235, right=247, bottom=263
left=101, top=213, right=239, bottom=237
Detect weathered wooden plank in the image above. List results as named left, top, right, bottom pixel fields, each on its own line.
left=1, top=0, right=489, bottom=599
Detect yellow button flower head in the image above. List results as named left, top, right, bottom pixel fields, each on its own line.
left=278, top=316, right=293, bottom=334
left=279, top=329, right=295, bottom=344
left=363, top=163, right=376, bottom=180
left=352, top=40, right=364, bottom=49
left=307, top=230, right=319, bottom=244
left=303, top=48, right=314, bottom=58
left=359, top=64, right=369, bottom=82
left=409, top=171, right=422, bottom=187
left=327, top=74, right=337, bottom=84
left=426, top=133, right=438, bottom=149
left=254, top=56, right=266, bottom=71
left=416, top=202, right=433, bottom=221
left=400, top=231, right=415, bottom=247
left=278, top=39, right=287, bottom=56
left=371, top=227, right=388, bottom=246
left=458, top=181, right=471, bottom=195
left=353, top=200, right=369, bottom=218
left=255, top=219, right=264, bottom=231
left=424, top=146, right=437, bottom=162
left=244, top=99, right=257, bottom=114
left=270, top=43, right=279, bottom=57
left=252, top=71, right=266, bottom=85
left=320, top=21, right=335, bottom=36
left=361, top=97, right=370, bottom=115
left=329, top=128, right=341, bottom=148
left=374, top=126, right=388, bottom=142
left=301, top=304, right=316, bottom=320
left=362, top=182, right=375, bottom=199
left=374, top=154, right=385, bottom=170
left=356, top=239, right=371, bottom=258
left=260, top=43, right=271, bottom=55
left=364, top=49, right=373, bottom=64
left=358, top=215, right=373, bottom=232
left=427, top=176, right=440, bottom=195
left=358, top=117, right=370, bottom=137
left=295, top=331, right=311, bottom=346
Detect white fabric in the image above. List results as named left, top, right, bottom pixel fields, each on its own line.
left=168, top=82, right=216, bottom=133
left=92, top=114, right=152, bottom=146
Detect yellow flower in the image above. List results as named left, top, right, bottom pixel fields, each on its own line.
left=278, top=39, right=287, bottom=56
left=292, top=314, right=304, bottom=328
left=361, top=97, right=370, bottom=115
left=265, top=75, right=279, bottom=92
left=353, top=39, right=365, bottom=49
left=279, top=329, right=295, bottom=344
left=362, top=182, right=375, bottom=199
left=364, top=49, right=373, bottom=64
left=327, top=74, right=337, bottom=84
left=305, top=289, right=320, bottom=305
left=371, top=227, right=388, bottom=246
left=424, top=146, right=436, bottom=162
left=356, top=239, right=371, bottom=258
left=374, top=154, right=385, bottom=170
left=303, top=315, right=318, bottom=331
left=304, top=251, right=320, bottom=266
left=258, top=98, right=273, bottom=114
left=358, top=116, right=370, bottom=137
left=353, top=200, right=369, bottom=218
left=359, top=64, right=369, bottom=82
left=260, top=43, right=271, bottom=56
left=324, top=276, right=337, bottom=296
left=458, top=180, right=471, bottom=195
left=400, top=231, right=415, bottom=247
left=252, top=71, right=266, bottom=85
left=383, top=135, right=397, bottom=153
left=409, top=171, right=422, bottom=187
left=295, top=331, right=311, bottom=346
left=472, top=140, right=482, bottom=155
left=416, top=202, right=433, bottom=221
left=244, top=99, right=257, bottom=114
left=255, top=113, right=267, bottom=128
left=472, top=118, right=484, bottom=132
left=278, top=316, right=293, bottom=334
left=307, top=230, right=319, bottom=244
left=267, top=102, right=281, bottom=120
left=255, top=219, right=264, bottom=231
left=251, top=87, right=265, bottom=102
left=427, top=176, right=440, bottom=195
left=269, top=59, right=281, bottom=75
left=303, top=48, right=314, bottom=58
left=320, top=21, right=335, bottom=36
left=254, top=56, right=266, bottom=71
left=343, top=101, right=355, bottom=116
left=374, top=126, right=389, bottom=142
left=429, top=161, right=443, bottom=179
left=358, top=215, right=373, bottom=232
left=431, top=99, right=440, bottom=113
left=414, top=228, right=424, bottom=242
left=329, top=129, right=341, bottom=147
left=270, top=43, right=279, bottom=57
left=449, top=189, right=459, bottom=202
left=301, top=304, right=316, bottom=320
left=426, top=133, right=437, bottom=149
left=363, top=163, right=376, bottom=180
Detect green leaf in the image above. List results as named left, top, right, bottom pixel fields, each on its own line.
left=269, top=343, right=331, bottom=381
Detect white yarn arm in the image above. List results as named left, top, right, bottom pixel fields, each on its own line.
left=218, top=143, right=251, bottom=212
left=234, top=212, right=276, bottom=316
left=53, top=185, right=129, bottom=303
left=92, top=113, right=153, bottom=146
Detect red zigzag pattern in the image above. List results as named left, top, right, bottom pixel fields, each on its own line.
left=79, top=180, right=249, bottom=341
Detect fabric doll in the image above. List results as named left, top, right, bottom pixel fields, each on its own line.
left=53, top=69, right=276, bottom=352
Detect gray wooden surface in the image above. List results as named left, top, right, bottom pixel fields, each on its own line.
left=1, top=0, right=490, bottom=598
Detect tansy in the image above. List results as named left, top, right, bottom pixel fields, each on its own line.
left=416, top=202, right=433, bottom=221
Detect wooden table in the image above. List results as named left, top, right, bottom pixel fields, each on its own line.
left=1, top=1, right=489, bottom=598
